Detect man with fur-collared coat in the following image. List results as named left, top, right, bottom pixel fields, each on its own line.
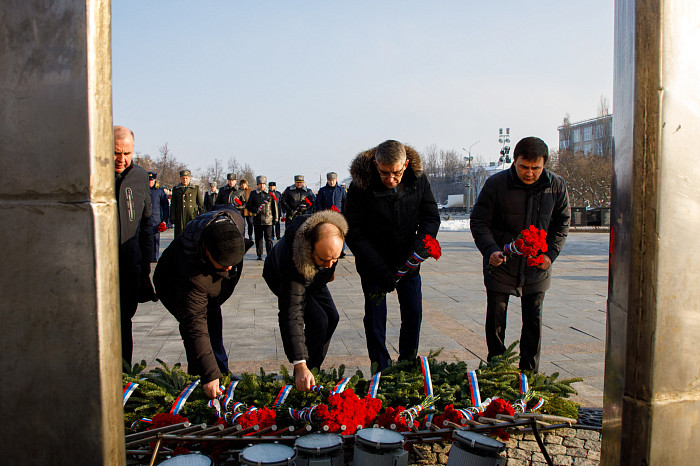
left=345, top=140, right=440, bottom=372
left=263, top=210, right=347, bottom=391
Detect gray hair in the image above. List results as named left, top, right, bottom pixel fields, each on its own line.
left=374, top=140, right=407, bottom=165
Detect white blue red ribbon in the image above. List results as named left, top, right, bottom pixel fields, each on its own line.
left=130, top=418, right=153, bottom=429
left=273, top=384, right=293, bottom=407
left=222, top=381, right=238, bottom=412
left=330, top=377, right=350, bottom=395
left=169, top=380, right=200, bottom=415
left=467, top=370, right=482, bottom=408
left=309, top=385, right=324, bottom=393
left=289, top=405, right=317, bottom=423
left=419, top=356, right=435, bottom=424
left=367, top=372, right=381, bottom=398
left=123, top=382, right=139, bottom=406
left=519, top=373, right=529, bottom=395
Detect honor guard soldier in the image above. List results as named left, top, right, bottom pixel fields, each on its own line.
left=170, top=169, right=204, bottom=237
left=280, top=175, right=315, bottom=222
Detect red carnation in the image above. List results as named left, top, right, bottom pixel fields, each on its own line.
left=158, top=222, right=167, bottom=232
left=237, top=407, right=276, bottom=435
left=331, top=205, right=340, bottom=212
left=315, top=389, right=381, bottom=435
left=305, top=198, right=312, bottom=206
left=234, top=198, right=243, bottom=206
left=376, top=406, right=419, bottom=432
left=431, top=404, right=466, bottom=428
left=270, top=193, right=277, bottom=201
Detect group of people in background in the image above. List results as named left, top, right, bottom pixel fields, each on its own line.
left=115, top=126, right=570, bottom=399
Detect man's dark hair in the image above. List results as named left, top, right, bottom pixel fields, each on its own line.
left=513, top=137, right=549, bottom=164
left=375, top=140, right=407, bottom=165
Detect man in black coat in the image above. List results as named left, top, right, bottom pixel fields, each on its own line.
left=268, top=182, right=282, bottom=240
left=203, top=182, right=218, bottom=212
left=470, top=136, right=570, bottom=372
left=114, top=126, right=154, bottom=366
left=215, top=173, right=239, bottom=209
left=263, top=210, right=347, bottom=391
left=148, top=171, right=170, bottom=262
left=280, top=175, right=315, bottom=222
left=245, top=175, right=278, bottom=260
left=154, top=209, right=253, bottom=399
left=345, top=140, right=440, bottom=371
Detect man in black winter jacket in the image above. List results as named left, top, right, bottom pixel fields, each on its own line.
left=470, top=136, right=570, bottom=372
left=280, top=175, right=315, bottom=222
left=345, top=140, right=440, bottom=372
left=263, top=210, right=347, bottom=391
left=215, top=173, right=239, bottom=209
left=114, top=126, right=154, bottom=366
left=153, top=209, right=253, bottom=399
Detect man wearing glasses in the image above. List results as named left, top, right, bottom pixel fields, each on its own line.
left=345, top=140, right=440, bottom=371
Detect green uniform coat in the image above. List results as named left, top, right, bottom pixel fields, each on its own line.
left=171, top=183, right=204, bottom=236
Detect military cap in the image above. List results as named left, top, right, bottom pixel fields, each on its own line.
left=256, top=175, right=267, bottom=185
left=326, top=172, right=337, bottom=180
left=179, top=169, right=191, bottom=177
left=209, top=182, right=217, bottom=187
left=227, top=173, right=237, bottom=180
left=268, top=181, right=276, bottom=187
left=148, top=171, right=157, bottom=180
left=294, top=175, right=304, bottom=182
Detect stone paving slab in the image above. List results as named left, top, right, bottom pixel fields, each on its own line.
left=133, top=229, right=609, bottom=407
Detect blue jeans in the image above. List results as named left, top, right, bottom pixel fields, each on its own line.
left=361, top=273, right=423, bottom=372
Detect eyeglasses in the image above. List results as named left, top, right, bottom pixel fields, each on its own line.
left=375, top=160, right=408, bottom=179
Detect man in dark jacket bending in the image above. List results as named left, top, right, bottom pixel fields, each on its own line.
left=154, top=209, right=252, bottom=398
left=470, top=136, right=570, bottom=372
left=345, top=140, right=440, bottom=371
left=263, top=210, right=347, bottom=391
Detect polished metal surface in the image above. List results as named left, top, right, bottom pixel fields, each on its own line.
left=0, top=1, right=122, bottom=465
left=606, top=0, right=700, bottom=463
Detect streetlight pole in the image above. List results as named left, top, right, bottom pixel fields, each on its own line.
left=462, top=140, right=479, bottom=213
left=498, top=127, right=511, bottom=169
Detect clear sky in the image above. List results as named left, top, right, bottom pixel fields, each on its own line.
left=112, top=1, right=613, bottom=188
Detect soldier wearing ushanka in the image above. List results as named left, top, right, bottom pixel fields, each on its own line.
left=170, top=169, right=204, bottom=237
left=245, top=175, right=279, bottom=260
left=280, top=175, right=315, bottom=221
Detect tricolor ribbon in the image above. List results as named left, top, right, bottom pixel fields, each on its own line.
left=419, top=356, right=435, bottom=424
left=207, top=398, right=222, bottom=416
left=514, top=372, right=544, bottom=412
left=222, top=381, right=239, bottom=412
left=309, top=385, right=324, bottom=393
left=467, top=370, right=482, bottom=408
left=130, top=418, right=153, bottom=429
left=395, top=254, right=426, bottom=278
left=330, top=377, right=350, bottom=395
left=531, top=397, right=545, bottom=411
left=169, top=380, right=200, bottom=415
left=289, top=405, right=317, bottom=423
left=123, top=382, right=139, bottom=406
left=273, top=385, right=293, bottom=407
left=367, top=372, right=381, bottom=398
left=456, top=408, right=475, bottom=422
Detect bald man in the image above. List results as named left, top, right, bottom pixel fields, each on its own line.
left=263, top=210, right=347, bottom=391
left=114, top=125, right=154, bottom=366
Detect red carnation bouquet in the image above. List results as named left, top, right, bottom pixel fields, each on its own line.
left=375, top=406, right=419, bottom=432
left=370, top=234, right=441, bottom=303
left=236, top=407, right=277, bottom=435
left=157, top=222, right=167, bottom=232
left=396, top=234, right=441, bottom=281
left=431, top=404, right=466, bottom=428
left=503, top=225, right=548, bottom=267
left=330, top=205, right=340, bottom=212
left=480, top=398, right=515, bottom=440
left=314, top=389, right=381, bottom=435
left=149, top=412, right=189, bottom=430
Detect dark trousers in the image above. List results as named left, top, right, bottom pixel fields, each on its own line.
left=304, top=286, right=340, bottom=369
left=178, top=302, right=229, bottom=377
left=254, top=225, right=273, bottom=258
left=119, top=266, right=141, bottom=366
left=361, top=273, right=423, bottom=372
left=151, top=229, right=161, bottom=261
left=273, top=222, right=281, bottom=240
left=245, top=216, right=254, bottom=239
left=485, top=289, right=546, bottom=371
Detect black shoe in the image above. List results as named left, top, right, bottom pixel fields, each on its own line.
left=257, top=256, right=262, bottom=261
left=340, top=252, right=346, bottom=258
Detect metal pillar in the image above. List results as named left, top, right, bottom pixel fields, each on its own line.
left=0, top=1, right=124, bottom=464
left=604, top=0, right=700, bottom=463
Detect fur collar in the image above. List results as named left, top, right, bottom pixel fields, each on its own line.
left=292, top=210, right=348, bottom=281
left=348, top=142, right=424, bottom=190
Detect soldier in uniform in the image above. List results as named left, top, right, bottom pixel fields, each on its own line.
left=245, top=175, right=278, bottom=260
left=268, top=181, right=282, bottom=240
left=170, top=169, right=203, bottom=237
left=216, top=173, right=239, bottom=208
left=204, top=182, right=218, bottom=212
left=280, top=175, right=315, bottom=223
